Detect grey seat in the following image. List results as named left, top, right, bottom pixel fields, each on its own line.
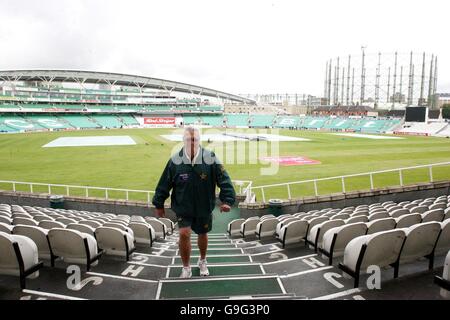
left=0, top=232, right=43, bottom=288
left=339, top=229, right=406, bottom=288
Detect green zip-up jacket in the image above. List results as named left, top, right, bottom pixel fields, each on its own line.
left=152, top=147, right=236, bottom=218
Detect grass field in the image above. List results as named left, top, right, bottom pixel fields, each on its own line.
left=0, top=128, right=449, bottom=202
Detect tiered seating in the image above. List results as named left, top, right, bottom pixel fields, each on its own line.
left=273, top=116, right=300, bottom=128
left=301, top=117, right=328, bottom=129
left=0, top=203, right=171, bottom=283
left=91, top=115, right=123, bottom=128
left=200, top=115, right=224, bottom=126
left=436, top=125, right=450, bottom=138
left=398, top=122, right=448, bottom=136
left=0, top=115, right=45, bottom=132
left=25, top=115, right=74, bottom=129
left=59, top=115, right=101, bottom=129
left=250, top=115, right=275, bottom=127
left=118, top=115, right=139, bottom=126
left=229, top=195, right=450, bottom=263
left=182, top=115, right=201, bottom=125
left=225, top=114, right=249, bottom=127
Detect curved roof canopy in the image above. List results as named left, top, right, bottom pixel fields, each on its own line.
left=0, top=69, right=255, bottom=104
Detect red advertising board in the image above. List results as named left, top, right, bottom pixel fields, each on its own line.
left=144, top=117, right=176, bottom=125
left=260, top=156, right=321, bottom=166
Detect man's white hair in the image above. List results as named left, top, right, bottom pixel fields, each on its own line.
left=184, top=126, right=200, bottom=136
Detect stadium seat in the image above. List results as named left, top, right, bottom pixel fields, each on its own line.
left=294, top=213, right=311, bottom=219
left=159, top=218, right=174, bottom=234
left=330, top=213, right=350, bottom=220
left=410, top=206, right=429, bottom=214
left=0, top=216, right=12, bottom=225
left=275, top=217, right=300, bottom=237
left=261, top=214, right=276, bottom=221
left=307, top=220, right=345, bottom=252
left=12, top=218, right=38, bottom=226
left=95, top=227, right=135, bottom=261
left=39, top=220, right=66, bottom=230
left=67, top=223, right=96, bottom=238
left=387, top=205, right=403, bottom=213
left=421, top=209, right=445, bottom=223
left=397, top=222, right=442, bottom=272
left=12, top=213, right=32, bottom=219
left=366, top=218, right=396, bottom=234
left=109, top=219, right=128, bottom=227
left=395, top=214, right=422, bottom=228
left=55, top=218, right=78, bottom=226
left=227, top=219, right=245, bottom=236
left=0, top=222, right=13, bottom=233
left=128, top=222, right=155, bottom=246
left=78, top=220, right=102, bottom=228
left=0, top=232, right=43, bottom=288
left=404, top=203, right=417, bottom=210
left=307, top=216, right=329, bottom=230
left=278, top=214, right=292, bottom=220
left=444, top=208, right=450, bottom=221
left=33, top=215, right=53, bottom=222
left=13, top=225, right=55, bottom=264
left=434, top=250, right=450, bottom=299
left=320, top=223, right=368, bottom=265
left=339, top=229, right=406, bottom=287
left=240, top=217, right=260, bottom=238
left=429, top=203, right=447, bottom=210
left=292, top=212, right=306, bottom=217
left=345, top=216, right=369, bottom=224
left=435, top=220, right=450, bottom=256
left=103, top=222, right=131, bottom=232
left=255, top=218, right=278, bottom=239
left=350, top=211, right=369, bottom=217
left=368, top=212, right=390, bottom=221
left=277, top=220, right=309, bottom=248
left=369, top=208, right=388, bottom=216
left=144, top=219, right=167, bottom=239
left=389, top=208, right=410, bottom=218
left=48, top=228, right=101, bottom=270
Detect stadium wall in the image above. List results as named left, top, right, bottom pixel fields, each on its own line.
left=0, top=190, right=247, bottom=220
left=239, top=180, right=450, bottom=218
left=0, top=182, right=448, bottom=219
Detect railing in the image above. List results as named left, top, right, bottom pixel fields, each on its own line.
left=0, top=179, right=253, bottom=204
left=249, top=162, right=450, bottom=204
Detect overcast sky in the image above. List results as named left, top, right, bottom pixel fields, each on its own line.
left=0, top=0, right=449, bottom=96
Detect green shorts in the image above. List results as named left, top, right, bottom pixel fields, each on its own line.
left=176, top=215, right=212, bottom=235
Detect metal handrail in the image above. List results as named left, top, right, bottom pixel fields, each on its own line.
left=250, top=161, right=450, bottom=203
left=0, top=179, right=252, bottom=204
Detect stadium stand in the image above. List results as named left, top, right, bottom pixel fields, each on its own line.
left=397, top=122, right=448, bottom=136
left=59, top=115, right=101, bottom=129
left=0, top=195, right=449, bottom=299
left=250, top=114, right=275, bottom=127
left=90, top=115, right=124, bottom=128
left=225, top=114, right=250, bottom=127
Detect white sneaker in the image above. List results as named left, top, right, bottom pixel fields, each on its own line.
left=198, top=259, right=209, bottom=276
left=180, top=266, right=192, bottom=278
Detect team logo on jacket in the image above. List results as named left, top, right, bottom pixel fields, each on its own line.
left=179, top=173, right=189, bottom=181
left=200, top=173, right=207, bottom=180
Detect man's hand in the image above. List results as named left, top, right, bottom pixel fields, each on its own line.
left=155, top=207, right=165, bottom=218
left=220, top=203, right=231, bottom=213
